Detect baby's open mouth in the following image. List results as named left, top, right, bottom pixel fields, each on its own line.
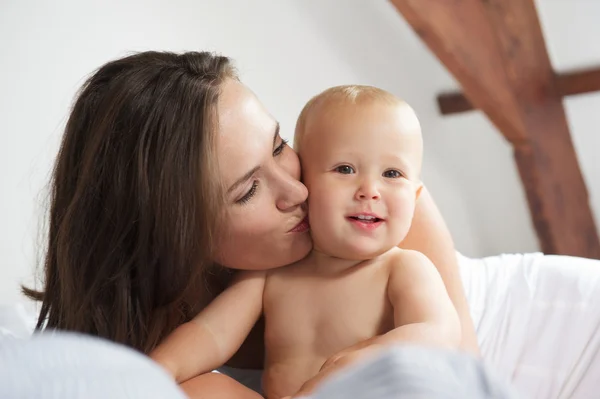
left=347, top=215, right=383, bottom=223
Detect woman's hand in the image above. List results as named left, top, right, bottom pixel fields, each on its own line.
left=289, top=344, right=384, bottom=398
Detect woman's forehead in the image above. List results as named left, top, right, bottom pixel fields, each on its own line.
left=217, top=80, right=277, bottom=183
left=218, top=80, right=275, bottom=142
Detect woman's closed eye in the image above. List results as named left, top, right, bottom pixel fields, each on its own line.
left=237, top=180, right=258, bottom=205
left=236, top=139, right=287, bottom=205
left=273, top=138, right=288, bottom=156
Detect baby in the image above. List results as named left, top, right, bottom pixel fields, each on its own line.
left=151, top=85, right=461, bottom=399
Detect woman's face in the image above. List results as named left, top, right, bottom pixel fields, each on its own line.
left=214, top=79, right=312, bottom=270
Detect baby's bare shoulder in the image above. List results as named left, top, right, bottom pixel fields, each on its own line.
left=385, top=248, right=438, bottom=279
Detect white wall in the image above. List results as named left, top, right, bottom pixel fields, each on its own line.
left=1, top=0, right=598, bottom=305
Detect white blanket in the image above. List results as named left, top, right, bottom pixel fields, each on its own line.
left=2, top=252, right=600, bottom=398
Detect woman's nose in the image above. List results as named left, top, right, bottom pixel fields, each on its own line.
left=275, top=151, right=308, bottom=211
left=276, top=176, right=308, bottom=211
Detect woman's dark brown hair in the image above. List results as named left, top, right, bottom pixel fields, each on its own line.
left=24, top=51, right=237, bottom=353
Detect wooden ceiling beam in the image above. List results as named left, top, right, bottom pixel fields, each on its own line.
left=390, top=0, right=600, bottom=258
left=438, top=67, right=600, bottom=115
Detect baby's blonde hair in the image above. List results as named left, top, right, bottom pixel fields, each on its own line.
left=294, top=85, right=404, bottom=152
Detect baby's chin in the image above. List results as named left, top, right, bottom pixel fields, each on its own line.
left=320, top=241, right=398, bottom=261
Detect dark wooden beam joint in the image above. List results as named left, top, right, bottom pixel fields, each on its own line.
left=438, top=67, right=600, bottom=115
left=391, top=0, right=600, bottom=258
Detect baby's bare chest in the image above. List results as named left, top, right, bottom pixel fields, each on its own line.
left=264, top=266, right=394, bottom=357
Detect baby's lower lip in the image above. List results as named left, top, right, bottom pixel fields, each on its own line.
left=346, top=217, right=384, bottom=231
left=347, top=216, right=383, bottom=222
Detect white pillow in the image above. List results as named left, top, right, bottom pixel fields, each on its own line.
left=0, top=332, right=186, bottom=399
left=0, top=303, right=36, bottom=339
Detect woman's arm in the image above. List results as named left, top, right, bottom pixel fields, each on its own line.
left=181, top=373, right=263, bottom=399
left=150, top=271, right=266, bottom=382
left=399, top=186, right=479, bottom=354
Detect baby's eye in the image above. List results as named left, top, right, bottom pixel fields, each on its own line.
left=383, top=169, right=402, bottom=179
left=335, top=165, right=355, bottom=174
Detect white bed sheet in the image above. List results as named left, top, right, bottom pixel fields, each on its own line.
left=459, top=252, right=600, bottom=399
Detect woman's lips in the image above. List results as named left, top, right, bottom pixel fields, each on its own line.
left=289, top=216, right=310, bottom=233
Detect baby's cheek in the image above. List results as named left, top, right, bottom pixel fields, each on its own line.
left=308, top=186, right=334, bottom=211
left=309, top=201, right=334, bottom=227
left=387, top=193, right=416, bottom=220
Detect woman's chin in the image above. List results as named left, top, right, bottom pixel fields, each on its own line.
left=287, top=232, right=313, bottom=263
left=214, top=230, right=313, bottom=271
left=270, top=231, right=313, bottom=268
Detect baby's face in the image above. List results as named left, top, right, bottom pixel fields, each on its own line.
left=299, top=100, right=423, bottom=260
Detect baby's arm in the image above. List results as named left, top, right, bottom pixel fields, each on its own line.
left=150, top=271, right=265, bottom=383
left=381, top=250, right=461, bottom=348
left=292, top=252, right=461, bottom=398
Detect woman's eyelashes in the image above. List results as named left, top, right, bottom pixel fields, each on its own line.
left=273, top=138, right=288, bottom=156
left=237, top=180, right=258, bottom=205
left=237, top=139, right=288, bottom=205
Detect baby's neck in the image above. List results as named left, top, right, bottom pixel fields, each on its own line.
left=307, top=248, right=373, bottom=275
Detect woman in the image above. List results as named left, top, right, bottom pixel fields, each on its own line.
left=25, top=51, right=478, bottom=398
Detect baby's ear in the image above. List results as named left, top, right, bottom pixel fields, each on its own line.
left=415, top=180, right=424, bottom=200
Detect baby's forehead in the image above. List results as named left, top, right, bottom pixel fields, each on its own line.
left=309, top=98, right=420, bottom=136
left=294, top=86, right=421, bottom=154
left=300, top=96, right=422, bottom=172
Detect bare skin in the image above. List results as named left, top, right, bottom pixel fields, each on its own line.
left=152, top=88, right=471, bottom=399
left=402, top=186, right=479, bottom=355
left=178, top=187, right=478, bottom=399
left=167, top=186, right=477, bottom=399
left=260, top=93, right=460, bottom=398
left=225, top=184, right=479, bottom=371
left=181, top=373, right=263, bottom=399
left=263, top=248, right=459, bottom=399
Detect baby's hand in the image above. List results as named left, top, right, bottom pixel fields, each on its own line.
left=290, top=344, right=384, bottom=398
left=319, top=339, right=383, bottom=371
